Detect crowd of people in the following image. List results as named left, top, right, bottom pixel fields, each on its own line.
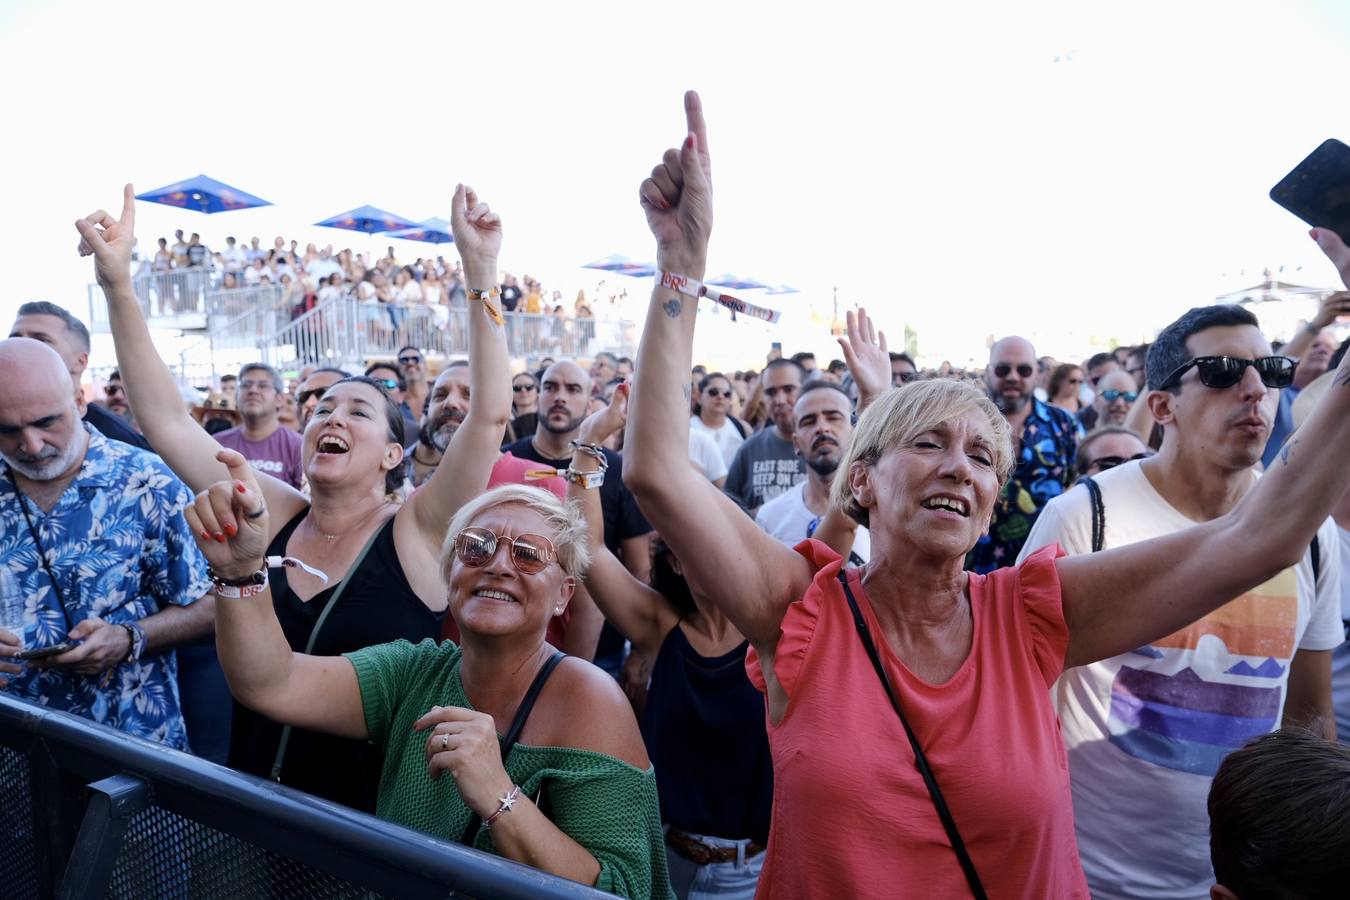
left=2, top=92, right=1350, bottom=899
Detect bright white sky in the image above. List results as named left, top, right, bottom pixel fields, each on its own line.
left=3, top=0, right=1349, bottom=370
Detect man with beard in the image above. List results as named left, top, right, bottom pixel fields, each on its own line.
left=966, top=335, right=1078, bottom=573
left=500, top=359, right=650, bottom=669
left=395, top=345, right=430, bottom=421
left=723, top=358, right=806, bottom=515
left=0, top=339, right=214, bottom=750
left=404, top=362, right=470, bottom=488
left=1080, top=368, right=1139, bottom=431
left=212, top=363, right=303, bottom=489
left=1020, top=303, right=1339, bottom=899
left=754, top=382, right=869, bottom=565
left=99, top=369, right=138, bottom=431
left=10, top=302, right=149, bottom=450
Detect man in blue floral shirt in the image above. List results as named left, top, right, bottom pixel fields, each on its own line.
left=0, top=339, right=214, bottom=750
left=967, top=335, right=1080, bottom=574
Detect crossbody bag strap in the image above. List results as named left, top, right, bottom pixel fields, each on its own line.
left=836, top=570, right=988, bottom=900
left=270, top=518, right=387, bottom=781
left=459, top=650, right=567, bottom=846
left=1079, top=476, right=1105, bottom=554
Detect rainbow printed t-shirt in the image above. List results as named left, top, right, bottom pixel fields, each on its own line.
left=1019, top=461, right=1343, bottom=900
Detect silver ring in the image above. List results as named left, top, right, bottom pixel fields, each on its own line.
left=440, top=733, right=449, bottom=751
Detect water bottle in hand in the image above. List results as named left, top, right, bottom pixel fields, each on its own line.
left=0, top=567, right=27, bottom=650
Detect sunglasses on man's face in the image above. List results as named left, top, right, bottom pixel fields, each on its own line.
left=993, top=363, right=1034, bottom=379
left=104, top=384, right=125, bottom=396
left=453, top=526, right=556, bottom=575
left=1157, top=355, right=1296, bottom=391
left=1088, top=452, right=1152, bottom=473
left=374, top=378, right=400, bottom=391
left=1099, top=390, right=1138, bottom=403
left=893, top=371, right=921, bottom=385
left=398, top=355, right=422, bottom=365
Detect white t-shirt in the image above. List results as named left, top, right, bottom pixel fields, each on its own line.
left=755, top=481, right=870, bottom=565
left=1333, top=525, right=1350, bottom=743
left=1018, top=461, right=1343, bottom=900
left=689, top=415, right=745, bottom=467
left=688, top=429, right=728, bottom=483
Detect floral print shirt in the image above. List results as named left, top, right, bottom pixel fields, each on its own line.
left=967, top=399, right=1080, bottom=574
left=1, top=426, right=211, bottom=749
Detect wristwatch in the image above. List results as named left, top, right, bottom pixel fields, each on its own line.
left=120, top=621, right=147, bottom=664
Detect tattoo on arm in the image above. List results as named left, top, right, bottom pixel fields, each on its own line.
left=1280, top=438, right=1296, bottom=467
left=663, top=298, right=683, bottom=319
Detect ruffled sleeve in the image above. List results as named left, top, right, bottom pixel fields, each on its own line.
left=746, top=539, right=843, bottom=697
left=1014, top=544, right=1070, bottom=687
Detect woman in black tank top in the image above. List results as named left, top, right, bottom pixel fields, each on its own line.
left=568, top=388, right=772, bottom=899
left=91, top=183, right=517, bottom=810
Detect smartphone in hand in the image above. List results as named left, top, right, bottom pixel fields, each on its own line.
left=1270, top=139, right=1350, bottom=245
left=11, top=640, right=80, bottom=661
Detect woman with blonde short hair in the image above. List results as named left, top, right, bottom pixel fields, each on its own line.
left=622, top=91, right=1350, bottom=898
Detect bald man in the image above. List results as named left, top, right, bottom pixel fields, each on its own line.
left=501, top=359, right=653, bottom=674
left=0, top=339, right=214, bottom=750
left=967, top=335, right=1080, bottom=573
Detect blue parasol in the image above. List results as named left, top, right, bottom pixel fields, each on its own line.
left=384, top=217, right=454, bottom=244
left=707, top=274, right=770, bottom=290
left=582, top=253, right=655, bottom=275
left=314, top=205, right=419, bottom=235
left=764, top=284, right=800, bottom=295
left=136, top=174, right=272, bottom=214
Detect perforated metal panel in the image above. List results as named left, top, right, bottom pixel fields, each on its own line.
left=0, top=744, right=39, bottom=900
left=106, top=803, right=393, bottom=900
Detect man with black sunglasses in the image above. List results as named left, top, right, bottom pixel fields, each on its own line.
left=1020, top=303, right=1341, bottom=900
left=395, top=345, right=430, bottom=421
left=967, top=335, right=1080, bottom=573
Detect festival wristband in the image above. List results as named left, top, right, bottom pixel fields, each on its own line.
left=657, top=271, right=781, bottom=324
left=467, top=286, right=505, bottom=326
left=525, top=467, right=606, bottom=489
left=208, top=556, right=329, bottom=599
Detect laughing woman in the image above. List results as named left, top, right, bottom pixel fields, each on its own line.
left=621, top=93, right=1350, bottom=899
left=77, top=182, right=512, bottom=811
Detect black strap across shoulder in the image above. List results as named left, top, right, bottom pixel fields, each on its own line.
left=835, top=570, right=988, bottom=900
left=458, top=650, right=566, bottom=846
left=1079, top=476, right=1105, bottom=554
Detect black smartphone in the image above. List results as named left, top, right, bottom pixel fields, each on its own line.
left=12, top=640, right=79, bottom=661
left=1269, top=139, right=1350, bottom=245
left=771, top=341, right=783, bottom=353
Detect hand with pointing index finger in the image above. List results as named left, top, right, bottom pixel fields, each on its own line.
left=183, top=449, right=269, bottom=581
left=640, top=91, right=712, bottom=279
left=74, top=183, right=137, bottom=292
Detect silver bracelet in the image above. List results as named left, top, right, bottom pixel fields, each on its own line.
left=482, top=784, right=522, bottom=830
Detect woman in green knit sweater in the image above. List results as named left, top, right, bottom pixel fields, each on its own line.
left=190, top=458, right=672, bottom=897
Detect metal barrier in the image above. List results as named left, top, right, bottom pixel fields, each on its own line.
left=261, top=297, right=638, bottom=372
left=89, top=270, right=216, bottom=331
left=206, top=284, right=287, bottom=327
left=0, top=694, right=615, bottom=900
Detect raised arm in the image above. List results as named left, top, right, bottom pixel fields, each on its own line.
left=568, top=387, right=680, bottom=656
left=1058, top=227, right=1350, bottom=668
left=76, top=186, right=307, bottom=529
left=622, top=92, right=810, bottom=650
left=184, top=450, right=365, bottom=739
left=402, top=184, right=512, bottom=548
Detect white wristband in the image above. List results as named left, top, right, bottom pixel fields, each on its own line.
left=657, top=271, right=781, bottom=324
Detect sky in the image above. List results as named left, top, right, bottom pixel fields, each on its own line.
left=4, top=0, right=1350, bottom=370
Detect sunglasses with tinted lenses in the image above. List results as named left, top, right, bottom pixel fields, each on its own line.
left=397, top=355, right=423, bottom=365
left=704, top=387, right=732, bottom=398
left=104, top=384, right=125, bottom=396
left=512, top=383, right=537, bottom=393
left=1099, top=390, right=1138, bottom=403
left=1158, top=356, right=1296, bottom=391
left=1089, top=452, right=1153, bottom=472
left=893, top=371, right=921, bottom=384
left=993, top=364, right=1035, bottom=379
left=453, top=527, right=556, bottom=575
left=375, top=378, right=400, bottom=391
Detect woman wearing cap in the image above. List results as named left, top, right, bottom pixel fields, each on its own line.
left=182, top=466, right=672, bottom=897
left=77, top=182, right=513, bottom=813
left=621, top=92, right=1350, bottom=899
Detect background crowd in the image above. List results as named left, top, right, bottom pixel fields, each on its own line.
left=3, top=101, right=1350, bottom=899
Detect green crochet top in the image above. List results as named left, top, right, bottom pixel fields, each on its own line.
left=346, top=638, right=673, bottom=899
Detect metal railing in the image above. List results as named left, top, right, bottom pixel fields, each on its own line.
left=89, top=269, right=216, bottom=330
left=0, top=693, right=614, bottom=899
left=261, top=296, right=637, bottom=372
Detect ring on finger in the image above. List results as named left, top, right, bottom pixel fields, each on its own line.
left=245, top=504, right=267, bottom=520
left=440, top=733, right=449, bottom=751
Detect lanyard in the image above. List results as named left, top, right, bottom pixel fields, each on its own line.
left=6, top=468, right=77, bottom=633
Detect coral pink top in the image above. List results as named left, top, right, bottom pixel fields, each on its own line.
left=746, top=542, right=1088, bottom=899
